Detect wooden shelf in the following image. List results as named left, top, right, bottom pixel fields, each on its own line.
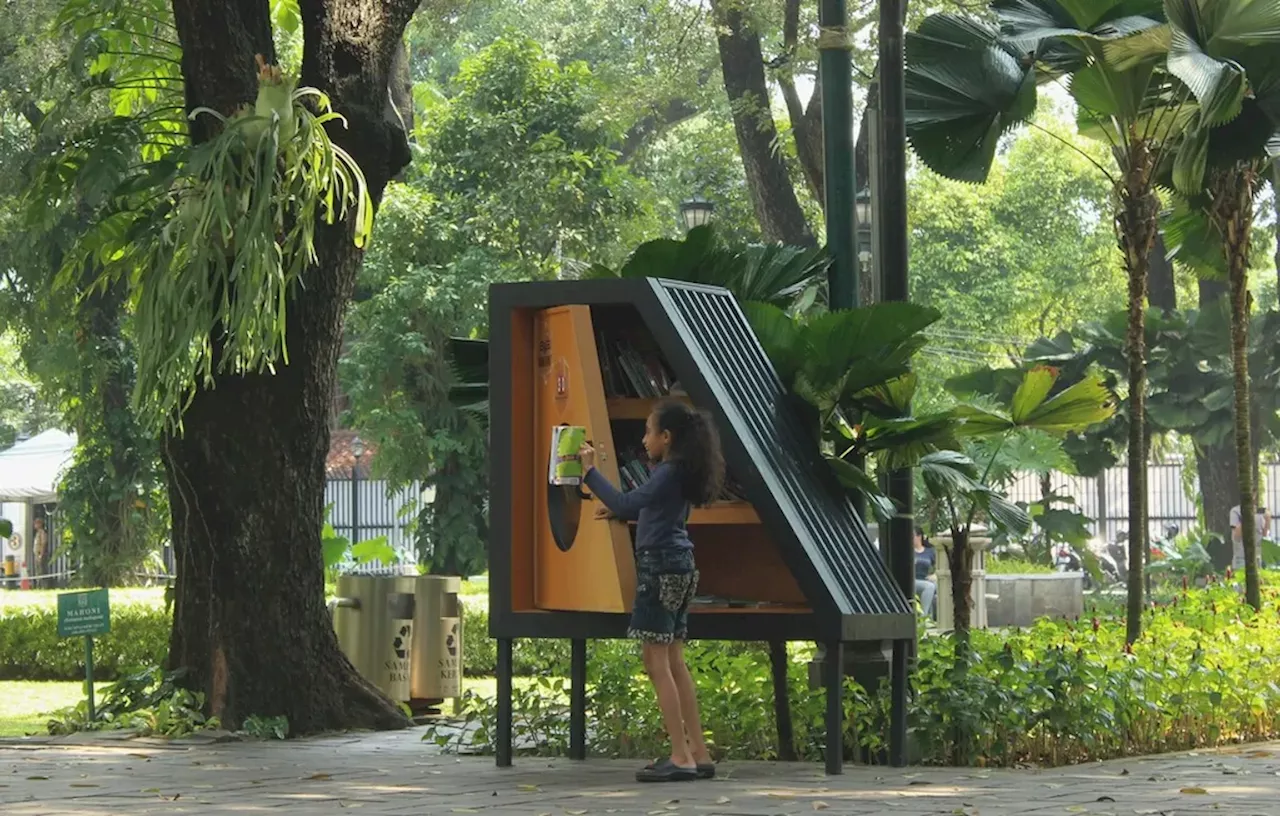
left=623, top=501, right=759, bottom=526
left=606, top=395, right=691, bottom=420
left=690, top=604, right=810, bottom=614
left=691, top=502, right=759, bottom=525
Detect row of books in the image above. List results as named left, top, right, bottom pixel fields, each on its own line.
left=613, top=448, right=747, bottom=504
left=596, top=331, right=678, bottom=398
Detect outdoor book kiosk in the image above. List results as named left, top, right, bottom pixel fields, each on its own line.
left=487, top=278, right=915, bottom=774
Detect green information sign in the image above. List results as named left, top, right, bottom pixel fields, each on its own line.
left=57, top=589, right=111, bottom=637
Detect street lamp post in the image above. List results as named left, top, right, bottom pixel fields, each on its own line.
left=855, top=187, right=874, bottom=303
left=678, top=196, right=714, bottom=232
left=351, top=436, right=365, bottom=546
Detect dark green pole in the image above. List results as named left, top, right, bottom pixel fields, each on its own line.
left=819, top=0, right=857, bottom=310
left=879, top=0, right=913, bottom=769
left=85, top=635, right=96, bottom=722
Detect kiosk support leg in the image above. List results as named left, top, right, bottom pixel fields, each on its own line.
left=824, top=640, right=844, bottom=775
left=889, top=638, right=908, bottom=767
left=496, top=638, right=513, bottom=767
left=570, top=638, right=587, bottom=760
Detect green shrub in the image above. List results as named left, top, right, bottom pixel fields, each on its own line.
left=429, top=577, right=1280, bottom=766
left=0, top=603, right=170, bottom=681
left=460, top=604, right=572, bottom=677
left=986, top=557, right=1055, bottom=574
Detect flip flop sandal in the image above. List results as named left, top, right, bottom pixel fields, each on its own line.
left=636, top=759, right=697, bottom=783
left=696, top=763, right=716, bottom=780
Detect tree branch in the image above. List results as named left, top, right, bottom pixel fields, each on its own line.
left=777, top=0, right=824, bottom=201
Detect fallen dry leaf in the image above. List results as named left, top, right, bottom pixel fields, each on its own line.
left=1180, top=786, right=1208, bottom=795
left=519, top=784, right=542, bottom=792
left=306, top=773, right=333, bottom=781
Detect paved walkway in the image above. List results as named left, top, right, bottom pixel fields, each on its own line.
left=2, top=729, right=1278, bottom=815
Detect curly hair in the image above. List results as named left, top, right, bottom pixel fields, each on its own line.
left=652, top=399, right=725, bottom=506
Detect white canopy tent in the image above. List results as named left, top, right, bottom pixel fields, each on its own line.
left=0, top=429, right=76, bottom=504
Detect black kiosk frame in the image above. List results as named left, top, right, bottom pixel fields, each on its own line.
left=488, top=277, right=915, bottom=774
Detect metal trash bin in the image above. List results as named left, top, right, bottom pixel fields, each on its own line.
left=409, top=575, right=462, bottom=702
left=330, top=575, right=417, bottom=702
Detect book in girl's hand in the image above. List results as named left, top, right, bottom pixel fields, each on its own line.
left=548, top=426, right=588, bottom=485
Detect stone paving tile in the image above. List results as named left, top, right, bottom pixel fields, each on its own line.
left=3, top=729, right=1280, bottom=815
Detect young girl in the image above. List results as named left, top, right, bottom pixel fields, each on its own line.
left=578, top=400, right=725, bottom=783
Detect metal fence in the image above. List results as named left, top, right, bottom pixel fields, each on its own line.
left=324, top=478, right=423, bottom=575
left=1007, top=460, right=1280, bottom=543
left=6, top=478, right=423, bottom=586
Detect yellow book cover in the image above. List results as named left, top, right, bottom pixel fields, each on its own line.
left=548, top=426, right=587, bottom=485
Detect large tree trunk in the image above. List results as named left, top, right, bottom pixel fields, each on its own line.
left=1196, top=279, right=1237, bottom=567
left=1117, top=143, right=1158, bottom=645
left=710, top=0, right=814, bottom=246
left=164, top=0, right=418, bottom=733
left=1213, top=163, right=1263, bottom=610
left=1148, top=232, right=1177, bottom=312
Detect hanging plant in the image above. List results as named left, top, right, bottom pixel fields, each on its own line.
left=131, top=54, right=373, bottom=429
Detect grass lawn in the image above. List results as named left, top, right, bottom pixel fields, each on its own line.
left=0, top=681, right=83, bottom=737
left=1, top=579, right=489, bottom=614
left=0, top=675, right=531, bottom=738
left=0, top=587, right=167, bottom=612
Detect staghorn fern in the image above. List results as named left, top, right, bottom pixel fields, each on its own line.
left=132, top=54, right=372, bottom=429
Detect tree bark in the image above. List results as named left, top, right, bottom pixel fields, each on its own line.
left=946, top=530, right=972, bottom=652
left=164, top=0, right=418, bottom=733
left=1196, top=279, right=1237, bottom=567
left=1213, top=163, right=1263, bottom=610
left=617, top=96, right=702, bottom=163
left=1117, top=143, right=1158, bottom=645
left=1148, top=232, right=1177, bottom=312
left=710, top=0, right=814, bottom=246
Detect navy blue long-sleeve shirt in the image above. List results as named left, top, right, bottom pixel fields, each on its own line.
left=584, top=462, right=693, bottom=552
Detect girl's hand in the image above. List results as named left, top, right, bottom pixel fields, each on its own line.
left=593, top=505, right=615, bottom=521
left=578, top=442, right=596, bottom=470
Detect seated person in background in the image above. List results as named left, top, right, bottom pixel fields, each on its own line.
left=914, top=526, right=937, bottom=618
left=1230, top=504, right=1270, bottom=569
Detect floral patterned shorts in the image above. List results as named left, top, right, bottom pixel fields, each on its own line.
left=629, top=547, right=699, bottom=644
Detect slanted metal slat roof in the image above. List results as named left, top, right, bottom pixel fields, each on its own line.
left=649, top=280, right=911, bottom=618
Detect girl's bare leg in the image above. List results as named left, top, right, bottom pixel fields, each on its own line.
left=642, top=642, right=695, bottom=767
left=667, top=640, right=712, bottom=764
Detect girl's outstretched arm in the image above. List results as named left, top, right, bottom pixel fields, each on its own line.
left=584, top=464, right=676, bottom=521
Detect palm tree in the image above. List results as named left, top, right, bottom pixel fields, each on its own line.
left=904, top=0, right=1191, bottom=642
left=1137, top=0, right=1280, bottom=609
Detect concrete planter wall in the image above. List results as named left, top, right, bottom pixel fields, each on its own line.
left=985, top=572, right=1084, bottom=628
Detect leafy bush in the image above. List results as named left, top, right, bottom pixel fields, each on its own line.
left=986, top=557, right=1056, bottom=574
left=47, top=665, right=220, bottom=738
left=0, top=602, right=170, bottom=681
left=430, top=578, right=1280, bottom=766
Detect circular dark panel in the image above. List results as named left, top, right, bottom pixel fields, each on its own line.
left=547, top=484, right=583, bottom=552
